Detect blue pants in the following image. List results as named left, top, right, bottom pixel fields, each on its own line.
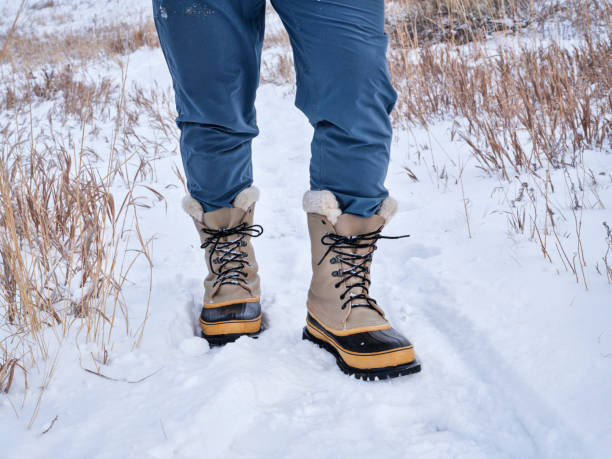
left=153, top=0, right=397, bottom=217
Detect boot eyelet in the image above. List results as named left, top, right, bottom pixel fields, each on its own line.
left=330, top=257, right=337, bottom=264
left=332, top=270, right=339, bottom=276
left=241, top=241, right=247, bottom=247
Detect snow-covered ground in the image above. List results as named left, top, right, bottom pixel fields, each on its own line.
left=1, top=1, right=611, bottom=458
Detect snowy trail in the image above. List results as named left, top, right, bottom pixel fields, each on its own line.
left=1, top=2, right=612, bottom=455
left=5, top=82, right=607, bottom=458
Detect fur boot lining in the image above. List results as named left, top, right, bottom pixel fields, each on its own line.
left=377, top=196, right=398, bottom=223
left=182, top=186, right=260, bottom=221
left=233, top=186, right=260, bottom=211
left=303, top=190, right=398, bottom=224
left=303, top=190, right=342, bottom=225
left=182, top=195, right=204, bottom=221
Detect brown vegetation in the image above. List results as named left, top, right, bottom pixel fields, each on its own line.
left=389, top=35, right=612, bottom=174
left=385, top=0, right=611, bottom=286
left=1, top=19, right=158, bottom=67
left=0, top=0, right=610, bottom=401
left=0, top=6, right=157, bottom=402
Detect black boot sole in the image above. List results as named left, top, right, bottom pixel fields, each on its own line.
left=202, top=330, right=261, bottom=347
left=302, top=327, right=421, bottom=380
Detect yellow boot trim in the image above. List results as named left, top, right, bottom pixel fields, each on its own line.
left=306, top=320, right=416, bottom=370
left=203, top=297, right=260, bottom=309
left=200, top=315, right=262, bottom=336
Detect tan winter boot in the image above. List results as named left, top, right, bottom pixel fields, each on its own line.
left=302, top=190, right=421, bottom=380
left=182, top=187, right=263, bottom=345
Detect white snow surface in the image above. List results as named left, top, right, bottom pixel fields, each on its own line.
left=1, top=1, right=612, bottom=458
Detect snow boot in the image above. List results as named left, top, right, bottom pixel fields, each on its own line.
left=182, top=187, right=263, bottom=346
left=302, top=190, right=421, bottom=380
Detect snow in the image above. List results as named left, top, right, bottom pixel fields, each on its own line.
left=1, top=1, right=612, bottom=458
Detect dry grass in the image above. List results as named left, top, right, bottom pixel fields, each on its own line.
left=261, top=52, right=294, bottom=86
left=30, top=1, right=55, bottom=10
left=125, top=84, right=178, bottom=164
left=387, top=0, right=612, bottom=45
left=387, top=0, right=612, bottom=177
left=261, top=9, right=295, bottom=85
left=1, top=19, right=158, bottom=67
left=1, top=0, right=610, bottom=406
left=384, top=0, right=612, bottom=285
left=387, top=0, right=526, bottom=46
left=0, top=82, right=155, bottom=400
left=0, top=6, right=161, bottom=402
left=389, top=36, right=612, bottom=174
left=0, top=355, right=26, bottom=394
left=2, top=66, right=118, bottom=123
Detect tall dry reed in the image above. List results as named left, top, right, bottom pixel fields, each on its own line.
left=0, top=4, right=158, bottom=406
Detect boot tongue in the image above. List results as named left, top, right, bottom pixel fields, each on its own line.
left=346, top=306, right=388, bottom=329
left=201, top=207, right=250, bottom=299
left=202, top=207, right=246, bottom=230
left=334, top=214, right=385, bottom=236
left=334, top=213, right=387, bottom=323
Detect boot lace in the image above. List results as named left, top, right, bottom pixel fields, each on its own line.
left=317, top=227, right=409, bottom=310
left=200, top=223, right=263, bottom=288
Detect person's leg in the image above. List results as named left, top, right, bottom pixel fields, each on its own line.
left=270, top=0, right=397, bottom=217
left=272, top=0, right=420, bottom=379
left=153, top=0, right=266, bottom=211
left=154, top=1, right=266, bottom=345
